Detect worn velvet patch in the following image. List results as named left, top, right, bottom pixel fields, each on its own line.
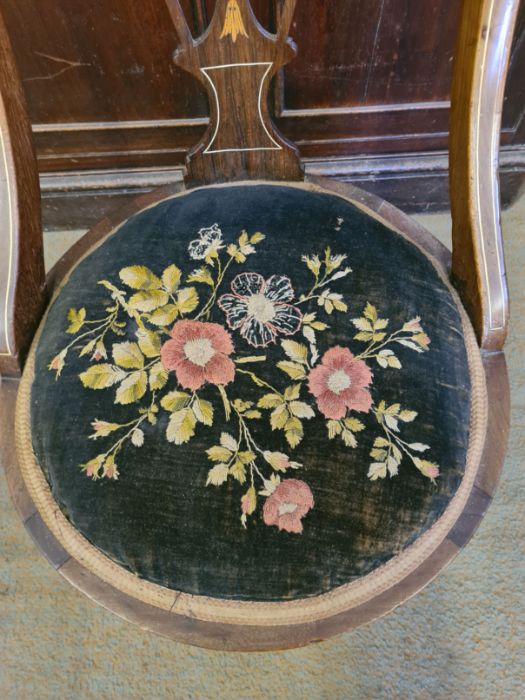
left=30, top=185, right=472, bottom=601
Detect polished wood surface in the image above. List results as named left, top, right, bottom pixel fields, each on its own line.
left=2, top=179, right=510, bottom=651
left=0, top=11, right=46, bottom=376
left=0, top=0, right=523, bottom=185
left=449, top=0, right=520, bottom=350
left=166, top=0, right=303, bottom=185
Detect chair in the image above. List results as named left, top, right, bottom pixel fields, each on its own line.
left=0, top=0, right=518, bottom=651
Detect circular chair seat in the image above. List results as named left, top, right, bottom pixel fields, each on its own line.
left=16, top=182, right=486, bottom=644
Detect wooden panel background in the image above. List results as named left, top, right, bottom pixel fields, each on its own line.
left=0, top=0, right=523, bottom=220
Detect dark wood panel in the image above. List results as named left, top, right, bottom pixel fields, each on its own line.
left=1, top=0, right=207, bottom=123
left=0, top=0, right=523, bottom=197
left=281, top=0, right=462, bottom=110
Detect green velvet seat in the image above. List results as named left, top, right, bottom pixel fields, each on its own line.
left=21, top=183, right=479, bottom=603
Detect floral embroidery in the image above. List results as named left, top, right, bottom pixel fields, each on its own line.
left=160, top=320, right=235, bottom=390
left=49, top=224, right=440, bottom=533
left=218, top=273, right=303, bottom=347
left=262, top=479, right=314, bottom=534
left=308, top=347, right=373, bottom=419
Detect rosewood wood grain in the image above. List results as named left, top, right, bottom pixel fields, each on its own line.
left=166, top=0, right=303, bottom=185
left=2, top=180, right=510, bottom=651
left=0, top=11, right=46, bottom=376
left=449, top=0, right=520, bottom=350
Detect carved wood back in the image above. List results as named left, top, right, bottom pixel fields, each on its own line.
left=166, top=0, right=303, bottom=186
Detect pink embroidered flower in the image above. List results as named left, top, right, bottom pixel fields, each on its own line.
left=160, top=320, right=235, bottom=391
left=308, top=346, right=373, bottom=420
left=263, top=479, right=314, bottom=534
left=218, top=273, right=303, bottom=347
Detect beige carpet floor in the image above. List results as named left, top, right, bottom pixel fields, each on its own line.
left=1, top=193, right=523, bottom=699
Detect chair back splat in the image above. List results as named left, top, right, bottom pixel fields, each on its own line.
left=165, top=0, right=303, bottom=186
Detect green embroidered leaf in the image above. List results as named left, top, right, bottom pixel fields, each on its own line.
left=352, top=317, right=373, bottom=332
left=277, top=361, right=307, bottom=380
left=283, top=384, right=301, bottom=401
left=373, top=436, right=390, bottom=448
left=399, top=410, right=418, bottom=422
left=368, top=462, right=387, bottom=480
left=220, top=432, right=238, bottom=452
left=229, top=460, right=246, bottom=484
left=237, top=451, right=256, bottom=465
left=243, top=410, right=262, bottom=420
left=79, top=338, right=97, bottom=357
left=344, top=417, right=365, bottom=432
left=119, top=265, right=162, bottom=290
left=240, top=486, right=257, bottom=527
left=148, top=304, right=179, bottom=327
left=161, top=391, right=190, bottom=412
left=129, top=289, right=169, bottom=313
left=281, top=340, right=308, bottom=364
left=115, top=370, right=148, bottom=405
left=250, top=232, right=265, bottom=244
left=80, top=364, right=126, bottom=390
left=131, top=428, right=145, bottom=447
left=187, top=268, right=214, bottom=286
left=311, top=321, right=329, bottom=331
left=177, top=287, right=199, bottom=315
left=66, top=307, right=86, bottom=334
left=289, top=401, right=315, bottom=419
left=161, top=264, right=182, bottom=293
left=354, top=331, right=374, bottom=342
left=284, top=417, right=304, bottom=448
left=384, top=415, right=399, bottom=432
left=327, top=420, right=342, bottom=439
left=364, top=302, right=378, bottom=322
left=397, top=338, right=424, bottom=353
left=384, top=403, right=401, bottom=415
left=370, top=448, right=387, bottom=460
left=166, top=408, right=197, bottom=445
left=193, top=398, right=214, bottom=426
left=341, top=429, right=357, bottom=448
left=207, top=446, right=233, bottom=462
left=137, top=329, right=161, bottom=358
left=235, top=355, right=266, bottom=364
left=408, top=442, right=430, bottom=452
left=270, top=404, right=290, bottom=430
left=232, top=399, right=253, bottom=413
left=206, top=463, right=229, bottom=486
left=149, top=362, right=169, bottom=391
left=258, top=394, right=283, bottom=409
left=113, top=342, right=144, bottom=369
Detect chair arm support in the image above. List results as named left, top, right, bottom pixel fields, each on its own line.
left=449, top=0, right=520, bottom=350
left=0, top=11, right=46, bottom=375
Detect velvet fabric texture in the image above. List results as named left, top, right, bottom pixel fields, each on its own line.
left=30, top=185, right=472, bottom=602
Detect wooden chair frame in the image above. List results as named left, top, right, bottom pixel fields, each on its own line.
left=0, top=0, right=519, bottom=650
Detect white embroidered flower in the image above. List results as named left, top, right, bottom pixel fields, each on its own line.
left=188, top=224, right=225, bottom=262
left=218, top=272, right=303, bottom=348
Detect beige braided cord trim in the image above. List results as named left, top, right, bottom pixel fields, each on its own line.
left=15, top=182, right=488, bottom=628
